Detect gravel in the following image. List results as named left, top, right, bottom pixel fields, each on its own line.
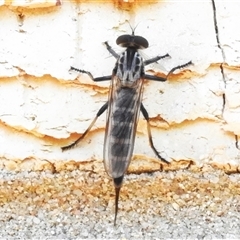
left=0, top=166, right=239, bottom=239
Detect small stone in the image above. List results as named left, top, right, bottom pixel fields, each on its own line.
left=33, top=217, right=40, bottom=224
left=172, top=202, right=180, bottom=211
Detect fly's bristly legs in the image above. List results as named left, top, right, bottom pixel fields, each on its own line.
left=140, top=103, right=170, bottom=164
left=62, top=34, right=192, bottom=225
left=61, top=102, right=108, bottom=151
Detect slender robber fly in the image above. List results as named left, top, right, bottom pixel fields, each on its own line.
left=62, top=30, right=192, bottom=225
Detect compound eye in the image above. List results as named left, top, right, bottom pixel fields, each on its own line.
left=116, top=34, right=149, bottom=49
left=116, top=35, right=131, bottom=47
left=133, top=36, right=148, bottom=49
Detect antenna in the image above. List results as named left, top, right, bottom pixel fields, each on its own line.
left=126, top=21, right=140, bottom=36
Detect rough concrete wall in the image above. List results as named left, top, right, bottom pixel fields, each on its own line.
left=0, top=0, right=240, bottom=173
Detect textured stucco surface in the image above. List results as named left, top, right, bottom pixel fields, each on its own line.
left=0, top=1, right=240, bottom=170
left=0, top=0, right=240, bottom=237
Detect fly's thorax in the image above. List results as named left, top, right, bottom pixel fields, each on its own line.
left=115, top=47, right=144, bottom=88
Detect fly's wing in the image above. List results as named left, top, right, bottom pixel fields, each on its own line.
left=139, top=50, right=168, bottom=72
left=103, top=76, right=144, bottom=179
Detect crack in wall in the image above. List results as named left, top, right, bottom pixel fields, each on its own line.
left=211, top=0, right=239, bottom=150
left=211, top=0, right=226, bottom=112
left=211, top=0, right=234, bottom=147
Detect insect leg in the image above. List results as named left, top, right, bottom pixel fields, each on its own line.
left=61, top=102, right=108, bottom=151
left=144, top=74, right=167, bottom=82
left=103, top=41, right=119, bottom=59
left=144, top=53, right=170, bottom=82
left=144, top=60, right=192, bottom=82
left=166, top=61, right=193, bottom=78
left=71, top=66, right=112, bottom=82
left=70, top=66, right=94, bottom=80
left=143, top=54, right=170, bottom=82
left=140, top=103, right=170, bottom=164
left=144, top=53, right=170, bottom=66
left=94, top=76, right=112, bottom=81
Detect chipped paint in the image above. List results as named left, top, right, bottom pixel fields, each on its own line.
left=0, top=1, right=239, bottom=173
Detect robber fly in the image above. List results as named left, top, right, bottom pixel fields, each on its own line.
left=62, top=30, right=192, bottom=225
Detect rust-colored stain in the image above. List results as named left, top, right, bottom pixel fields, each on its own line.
left=73, top=0, right=160, bottom=11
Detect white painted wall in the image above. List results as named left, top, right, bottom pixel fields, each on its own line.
left=0, top=0, right=240, bottom=171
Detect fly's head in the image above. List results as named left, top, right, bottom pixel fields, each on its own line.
left=115, top=33, right=147, bottom=88
left=116, top=34, right=148, bottom=49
